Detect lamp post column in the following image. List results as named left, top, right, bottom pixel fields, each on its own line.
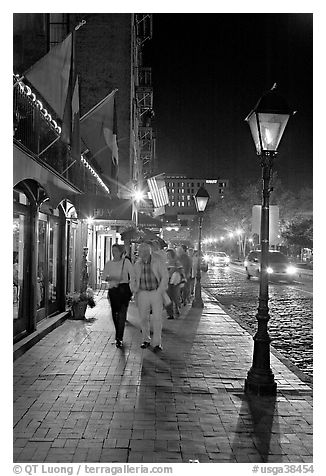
left=245, top=152, right=277, bottom=396
left=192, top=212, right=204, bottom=308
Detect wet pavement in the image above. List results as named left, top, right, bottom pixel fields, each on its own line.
left=13, top=292, right=313, bottom=463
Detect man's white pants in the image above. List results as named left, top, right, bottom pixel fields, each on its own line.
left=137, top=290, right=163, bottom=347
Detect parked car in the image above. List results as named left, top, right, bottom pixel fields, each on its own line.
left=244, top=250, right=297, bottom=283
left=209, top=251, right=230, bottom=266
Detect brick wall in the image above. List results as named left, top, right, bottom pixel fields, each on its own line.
left=73, top=13, right=132, bottom=190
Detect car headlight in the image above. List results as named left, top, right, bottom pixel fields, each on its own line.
left=267, top=267, right=274, bottom=274
left=286, top=265, right=296, bottom=275
left=225, top=257, right=230, bottom=263
left=213, top=256, right=219, bottom=263
left=203, top=255, right=209, bottom=262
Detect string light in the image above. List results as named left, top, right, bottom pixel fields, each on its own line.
left=80, top=156, right=111, bottom=195
left=14, top=74, right=61, bottom=134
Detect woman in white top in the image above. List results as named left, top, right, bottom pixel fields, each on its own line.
left=102, top=244, right=136, bottom=348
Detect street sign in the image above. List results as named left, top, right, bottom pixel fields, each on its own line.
left=252, top=205, right=280, bottom=246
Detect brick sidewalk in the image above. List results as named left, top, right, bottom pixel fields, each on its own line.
left=13, top=292, right=313, bottom=463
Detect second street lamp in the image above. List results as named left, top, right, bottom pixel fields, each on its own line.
left=192, top=186, right=210, bottom=308
left=244, top=84, right=295, bottom=396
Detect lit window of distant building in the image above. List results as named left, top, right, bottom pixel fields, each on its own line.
left=171, top=201, right=175, bottom=206
left=181, top=202, right=185, bottom=206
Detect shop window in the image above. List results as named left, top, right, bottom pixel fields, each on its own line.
left=48, top=220, right=59, bottom=304
left=13, top=190, right=30, bottom=205
left=13, top=214, right=26, bottom=322
left=37, top=215, right=47, bottom=316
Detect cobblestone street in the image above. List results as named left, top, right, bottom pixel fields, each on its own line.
left=203, top=265, right=313, bottom=378
left=13, top=292, right=313, bottom=464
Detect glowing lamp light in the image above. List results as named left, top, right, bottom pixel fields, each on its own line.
left=194, top=186, right=210, bottom=212
left=133, top=189, right=145, bottom=203
left=86, top=217, right=94, bottom=225
left=245, top=84, right=295, bottom=155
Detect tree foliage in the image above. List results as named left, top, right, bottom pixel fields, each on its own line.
left=203, top=173, right=312, bottom=243
left=281, top=218, right=313, bottom=249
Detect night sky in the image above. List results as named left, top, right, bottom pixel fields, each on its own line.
left=144, top=13, right=313, bottom=191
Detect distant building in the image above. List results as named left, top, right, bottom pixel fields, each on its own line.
left=164, top=175, right=229, bottom=223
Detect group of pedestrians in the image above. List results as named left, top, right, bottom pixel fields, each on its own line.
left=102, top=241, right=199, bottom=352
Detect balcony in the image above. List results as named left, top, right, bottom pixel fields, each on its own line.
left=13, top=78, right=84, bottom=190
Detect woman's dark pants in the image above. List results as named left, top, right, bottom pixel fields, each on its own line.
left=108, top=285, right=131, bottom=341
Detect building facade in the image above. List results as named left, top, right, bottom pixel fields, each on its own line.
left=13, top=13, right=154, bottom=341
left=164, top=175, right=229, bottom=223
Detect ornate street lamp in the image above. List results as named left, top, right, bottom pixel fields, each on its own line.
left=192, top=186, right=210, bottom=308
left=244, top=84, right=295, bottom=396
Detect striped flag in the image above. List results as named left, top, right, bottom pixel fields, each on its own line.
left=147, top=174, right=169, bottom=208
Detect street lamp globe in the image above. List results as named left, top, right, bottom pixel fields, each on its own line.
left=194, top=186, right=210, bottom=212
left=245, top=83, right=294, bottom=155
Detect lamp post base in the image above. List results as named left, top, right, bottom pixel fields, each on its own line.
left=244, top=366, right=277, bottom=396
left=192, top=298, right=204, bottom=308
left=244, top=378, right=277, bottom=396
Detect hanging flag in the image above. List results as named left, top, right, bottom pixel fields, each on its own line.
left=147, top=174, right=170, bottom=208
left=80, top=89, right=119, bottom=180
left=24, top=34, right=72, bottom=120
left=70, top=75, right=80, bottom=161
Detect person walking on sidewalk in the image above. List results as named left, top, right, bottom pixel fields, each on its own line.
left=134, top=242, right=169, bottom=352
left=165, top=248, right=183, bottom=319
left=176, top=245, right=192, bottom=305
left=102, top=244, right=136, bottom=348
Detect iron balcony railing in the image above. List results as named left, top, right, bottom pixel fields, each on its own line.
left=13, top=76, right=84, bottom=189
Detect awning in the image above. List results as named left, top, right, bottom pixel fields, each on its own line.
left=13, top=143, right=82, bottom=208
left=74, top=194, right=133, bottom=221
left=138, top=213, right=162, bottom=229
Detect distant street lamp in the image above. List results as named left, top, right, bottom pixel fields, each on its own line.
left=192, top=186, right=210, bottom=308
left=244, top=84, right=294, bottom=396
left=132, top=187, right=145, bottom=227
